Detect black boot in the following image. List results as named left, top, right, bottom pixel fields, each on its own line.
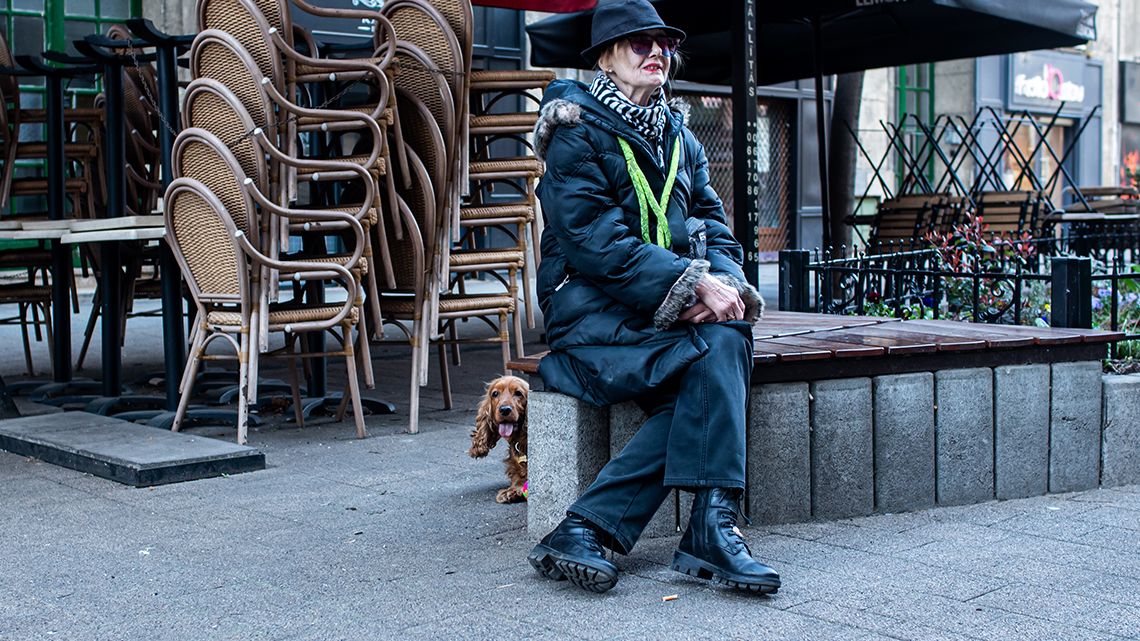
left=528, top=514, right=619, bottom=593
left=672, top=488, right=781, bottom=593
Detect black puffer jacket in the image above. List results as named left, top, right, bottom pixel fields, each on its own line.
left=534, top=79, right=762, bottom=406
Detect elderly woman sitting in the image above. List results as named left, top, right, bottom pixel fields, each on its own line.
left=526, top=0, right=780, bottom=595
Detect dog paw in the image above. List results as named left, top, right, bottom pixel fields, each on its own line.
left=496, top=487, right=525, bottom=504
left=468, top=446, right=489, bottom=458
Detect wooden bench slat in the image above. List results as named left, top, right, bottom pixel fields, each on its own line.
left=809, top=328, right=939, bottom=354
left=900, top=320, right=1037, bottom=348
left=762, top=335, right=886, bottom=358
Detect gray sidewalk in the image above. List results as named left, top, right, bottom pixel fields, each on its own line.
left=2, top=293, right=1139, bottom=641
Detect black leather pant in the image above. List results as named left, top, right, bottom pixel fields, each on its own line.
left=568, top=322, right=752, bottom=554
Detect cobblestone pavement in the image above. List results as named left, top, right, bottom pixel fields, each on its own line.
left=1, top=292, right=1138, bottom=641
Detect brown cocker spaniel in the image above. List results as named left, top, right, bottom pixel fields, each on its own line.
left=468, top=375, right=529, bottom=503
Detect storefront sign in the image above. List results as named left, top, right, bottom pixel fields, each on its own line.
left=1122, top=62, right=1140, bottom=125
left=1007, top=51, right=1089, bottom=114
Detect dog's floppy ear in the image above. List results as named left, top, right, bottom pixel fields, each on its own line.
left=468, top=381, right=501, bottom=458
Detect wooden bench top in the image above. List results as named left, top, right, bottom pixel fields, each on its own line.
left=507, top=311, right=1123, bottom=383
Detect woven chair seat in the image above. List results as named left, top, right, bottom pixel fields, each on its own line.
left=17, top=107, right=103, bottom=124
left=459, top=202, right=533, bottom=222
left=282, top=253, right=368, bottom=274
left=0, top=284, right=51, bottom=303
left=295, top=105, right=394, bottom=128
left=449, top=249, right=525, bottom=268
left=0, top=248, right=51, bottom=268
left=470, top=69, right=555, bottom=91
left=287, top=203, right=378, bottom=226
left=469, top=112, right=539, bottom=134
left=468, top=156, right=543, bottom=177
left=380, top=293, right=515, bottom=316
left=208, top=304, right=358, bottom=328
left=295, top=155, right=386, bottom=176
left=15, top=142, right=98, bottom=159
left=11, top=178, right=87, bottom=194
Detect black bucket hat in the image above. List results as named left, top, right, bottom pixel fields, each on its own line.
left=581, top=0, right=686, bottom=65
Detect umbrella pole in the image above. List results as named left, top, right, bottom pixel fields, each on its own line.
left=731, top=0, right=760, bottom=287
left=812, top=14, right=832, bottom=254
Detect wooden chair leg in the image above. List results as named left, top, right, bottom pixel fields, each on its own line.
left=236, top=327, right=251, bottom=445
left=285, top=336, right=305, bottom=428
left=437, top=341, right=452, bottom=411
left=172, top=328, right=206, bottom=433
left=76, top=289, right=101, bottom=371
left=19, top=303, right=34, bottom=376
left=341, top=322, right=366, bottom=439
left=409, top=338, right=422, bottom=435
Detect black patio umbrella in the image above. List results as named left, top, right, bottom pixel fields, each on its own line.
left=527, top=0, right=1097, bottom=257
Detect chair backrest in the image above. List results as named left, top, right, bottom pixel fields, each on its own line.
left=385, top=146, right=432, bottom=292
left=181, top=78, right=270, bottom=195
left=173, top=127, right=259, bottom=238
left=0, top=30, right=19, bottom=107
left=164, top=177, right=248, bottom=305
left=196, top=0, right=286, bottom=89
left=396, top=88, right=447, bottom=242
left=419, top=0, right=472, bottom=78
left=383, top=1, right=464, bottom=124
left=975, top=190, right=1037, bottom=235
left=190, top=30, right=277, bottom=135
left=870, top=195, right=936, bottom=252
left=391, top=41, right=456, bottom=177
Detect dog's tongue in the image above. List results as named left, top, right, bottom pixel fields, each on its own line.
left=498, top=423, right=515, bottom=438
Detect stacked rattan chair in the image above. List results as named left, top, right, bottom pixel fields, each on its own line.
left=165, top=176, right=366, bottom=443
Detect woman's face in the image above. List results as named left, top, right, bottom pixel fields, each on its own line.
left=602, top=29, right=671, bottom=103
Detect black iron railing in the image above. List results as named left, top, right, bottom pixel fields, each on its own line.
left=778, top=243, right=1140, bottom=353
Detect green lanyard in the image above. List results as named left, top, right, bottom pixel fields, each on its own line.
left=618, top=136, right=681, bottom=249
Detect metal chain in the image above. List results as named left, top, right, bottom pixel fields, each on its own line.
left=126, top=45, right=179, bottom=140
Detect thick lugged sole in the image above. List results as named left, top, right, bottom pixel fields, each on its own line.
left=528, top=543, right=618, bottom=593
left=671, top=550, right=780, bottom=594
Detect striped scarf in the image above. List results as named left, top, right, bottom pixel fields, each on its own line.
left=589, top=71, right=668, bottom=166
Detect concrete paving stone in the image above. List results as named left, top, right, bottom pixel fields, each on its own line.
left=810, top=377, right=873, bottom=520
left=873, top=372, right=936, bottom=513
left=748, top=381, right=811, bottom=524
left=764, top=519, right=860, bottom=541
left=652, top=590, right=871, bottom=641
left=788, top=599, right=985, bottom=641
left=5, top=305, right=1140, bottom=641
left=1102, top=374, right=1140, bottom=487
left=1070, top=525, right=1140, bottom=554
left=993, top=365, right=1050, bottom=499
left=1049, top=361, right=1104, bottom=493
left=1074, top=505, right=1140, bottom=529
left=863, top=589, right=1133, bottom=641
left=934, top=367, right=995, bottom=506
left=988, top=510, right=1104, bottom=541
left=969, top=584, right=1140, bottom=638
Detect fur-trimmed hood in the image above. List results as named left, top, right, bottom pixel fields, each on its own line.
left=533, top=79, right=691, bottom=162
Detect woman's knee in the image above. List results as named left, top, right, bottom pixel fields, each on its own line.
left=696, top=323, right=753, bottom=359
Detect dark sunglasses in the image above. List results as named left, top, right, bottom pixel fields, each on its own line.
left=626, top=34, right=680, bottom=57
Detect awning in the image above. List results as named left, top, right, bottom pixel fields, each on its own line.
left=527, top=0, right=1098, bottom=86
left=471, top=0, right=596, bottom=11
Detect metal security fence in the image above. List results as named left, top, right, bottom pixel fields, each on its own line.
left=674, top=92, right=793, bottom=256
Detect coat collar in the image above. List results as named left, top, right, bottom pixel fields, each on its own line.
left=533, top=79, right=689, bottom=167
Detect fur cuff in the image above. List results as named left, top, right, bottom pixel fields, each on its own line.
left=533, top=99, right=581, bottom=162
left=711, top=273, right=765, bottom=324
left=653, top=259, right=709, bottom=330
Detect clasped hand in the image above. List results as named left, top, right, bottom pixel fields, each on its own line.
left=677, top=274, right=745, bottom=324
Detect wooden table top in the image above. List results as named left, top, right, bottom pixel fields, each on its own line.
left=507, top=311, right=1123, bottom=382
